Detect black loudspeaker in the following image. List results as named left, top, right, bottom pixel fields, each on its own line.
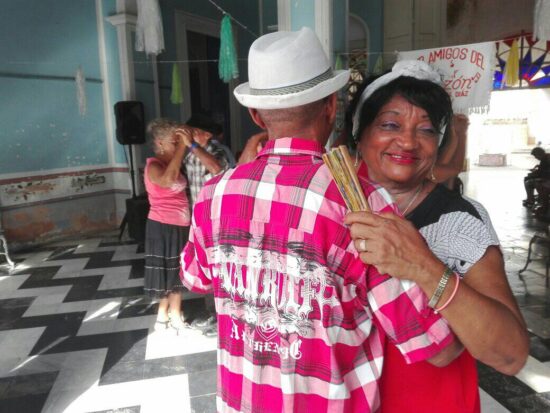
left=114, top=101, right=146, bottom=145
left=124, top=195, right=150, bottom=243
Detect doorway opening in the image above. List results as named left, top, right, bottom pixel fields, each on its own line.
left=467, top=88, right=550, bottom=171
left=186, top=31, right=232, bottom=151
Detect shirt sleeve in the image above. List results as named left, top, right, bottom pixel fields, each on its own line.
left=423, top=197, right=500, bottom=275
left=180, top=214, right=213, bottom=294
left=204, top=142, right=229, bottom=181
left=365, top=269, right=454, bottom=364
left=359, top=173, right=454, bottom=364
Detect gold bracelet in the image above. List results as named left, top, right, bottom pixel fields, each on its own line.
left=428, top=266, right=453, bottom=309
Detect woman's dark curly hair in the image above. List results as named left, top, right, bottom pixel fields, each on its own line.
left=345, top=75, right=454, bottom=153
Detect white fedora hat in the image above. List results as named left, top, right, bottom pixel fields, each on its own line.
left=234, top=27, right=350, bottom=109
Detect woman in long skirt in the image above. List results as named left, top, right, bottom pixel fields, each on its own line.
left=143, top=118, right=194, bottom=333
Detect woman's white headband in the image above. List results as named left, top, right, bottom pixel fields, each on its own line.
left=351, top=60, right=447, bottom=144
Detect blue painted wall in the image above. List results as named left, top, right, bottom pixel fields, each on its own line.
left=0, top=0, right=264, bottom=173
left=0, top=0, right=117, bottom=174
left=290, top=0, right=315, bottom=31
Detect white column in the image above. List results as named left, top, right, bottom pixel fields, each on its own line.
left=106, top=12, right=144, bottom=196
left=277, top=0, right=291, bottom=31
left=315, top=0, right=333, bottom=65
left=95, top=0, right=115, bottom=165
left=106, top=13, right=137, bottom=100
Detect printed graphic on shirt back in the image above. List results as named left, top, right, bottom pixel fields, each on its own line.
left=209, top=239, right=338, bottom=359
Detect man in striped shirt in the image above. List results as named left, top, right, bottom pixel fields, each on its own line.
left=181, top=28, right=455, bottom=412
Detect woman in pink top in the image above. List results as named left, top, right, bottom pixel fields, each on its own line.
left=144, top=118, right=192, bottom=333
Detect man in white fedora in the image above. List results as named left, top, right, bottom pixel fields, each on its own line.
left=180, top=27, right=455, bottom=412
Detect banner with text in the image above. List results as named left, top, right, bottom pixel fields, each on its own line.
left=398, top=41, right=495, bottom=113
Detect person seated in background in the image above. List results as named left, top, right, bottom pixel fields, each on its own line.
left=534, top=179, right=550, bottom=217
left=523, top=147, right=550, bottom=208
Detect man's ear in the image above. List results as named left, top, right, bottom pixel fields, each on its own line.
left=248, top=108, right=267, bottom=129
left=325, top=93, right=338, bottom=125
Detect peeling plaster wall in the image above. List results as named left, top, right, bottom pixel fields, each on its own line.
left=2, top=193, right=119, bottom=248
left=0, top=168, right=131, bottom=247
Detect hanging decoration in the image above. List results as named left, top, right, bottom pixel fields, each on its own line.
left=398, top=41, right=496, bottom=114
left=503, top=39, right=520, bottom=87
left=335, top=54, right=344, bottom=70
left=373, top=54, right=384, bottom=75
left=494, top=32, right=550, bottom=89
left=534, top=0, right=550, bottom=41
left=135, top=0, right=165, bottom=56
left=75, top=66, right=87, bottom=117
left=218, top=15, right=239, bottom=83
left=170, top=63, right=183, bottom=105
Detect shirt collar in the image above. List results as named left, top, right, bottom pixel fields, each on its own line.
left=256, top=137, right=326, bottom=160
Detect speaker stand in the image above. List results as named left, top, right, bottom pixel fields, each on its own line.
left=119, top=144, right=138, bottom=241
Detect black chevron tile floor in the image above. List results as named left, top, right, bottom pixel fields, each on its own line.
left=0, top=166, right=549, bottom=412
left=0, top=235, right=217, bottom=413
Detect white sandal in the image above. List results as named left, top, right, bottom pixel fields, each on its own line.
left=154, top=319, right=170, bottom=331
left=169, top=313, right=189, bottom=335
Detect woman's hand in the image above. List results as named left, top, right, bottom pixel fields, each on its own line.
left=238, top=131, right=268, bottom=165
left=173, top=127, right=194, bottom=148
left=452, top=114, right=469, bottom=137
left=344, top=211, right=442, bottom=283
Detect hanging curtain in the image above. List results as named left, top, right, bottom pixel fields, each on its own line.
left=335, top=54, right=344, bottom=70
left=534, top=0, right=550, bottom=41
left=170, top=63, right=183, bottom=105
left=503, top=39, right=520, bottom=87
left=135, top=0, right=165, bottom=56
left=218, top=15, right=239, bottom=83
left=372, top=54, right=384, bottom=75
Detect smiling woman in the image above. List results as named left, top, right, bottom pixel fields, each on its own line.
left=344, top=60, right=529, bottom=413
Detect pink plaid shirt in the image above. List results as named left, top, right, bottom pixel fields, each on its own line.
left=181, top=138, right=453, bottom=413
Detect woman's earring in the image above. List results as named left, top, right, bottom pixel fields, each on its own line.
left=429, top=165, right=436, bottom=182
left=353, top=136, right=361, bottom=167
left=159, top=146, right=165, bottom=155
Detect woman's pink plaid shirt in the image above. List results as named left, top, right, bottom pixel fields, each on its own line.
left=181, top=138, right=453, bottom=413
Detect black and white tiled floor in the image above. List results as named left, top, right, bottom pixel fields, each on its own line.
left=0, top=240, right=218, bottom=413
left=1, top=166, right=550, bottom=412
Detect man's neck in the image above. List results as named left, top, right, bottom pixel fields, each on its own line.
left=267, top=129, right=328, bottom=146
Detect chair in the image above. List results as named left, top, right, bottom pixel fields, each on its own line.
left=518, top=228, right=550, bottom=288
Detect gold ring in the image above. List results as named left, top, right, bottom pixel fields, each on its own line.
left=359, top=239, right=367, bottom=252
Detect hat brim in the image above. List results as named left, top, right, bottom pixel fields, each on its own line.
left=233, top=70, right=350, bottom=109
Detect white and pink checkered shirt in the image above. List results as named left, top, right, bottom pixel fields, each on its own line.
left=181, top=138, right=453, bottom=413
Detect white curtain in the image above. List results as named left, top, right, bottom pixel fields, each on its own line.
left=135, top=0, right=165, bottom=56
